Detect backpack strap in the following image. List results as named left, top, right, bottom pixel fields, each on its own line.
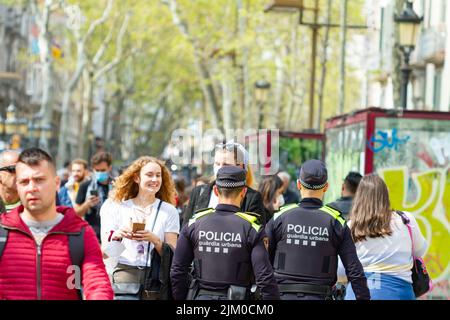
left=0, top=225, right=8, bottom=261
left=0, top=224, right=85, bottom=299
left=395, top=210, right=415, bottom=258
left=69, top=227, right=85, bottom=269
left=68, top=227, right=85, bottom=300
left=395, top=210, right=410, bottom=225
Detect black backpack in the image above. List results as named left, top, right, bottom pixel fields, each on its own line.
left=0, top=224, right=85, bottom=299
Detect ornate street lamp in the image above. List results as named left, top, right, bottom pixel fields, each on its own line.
left=395, top=1, right=423, bottom=109
left=4, top=102, right=28, bottom=146
left=40, top=124, right=53, bottom=140
left=17, top=118, right=28, bottom=135
left=6, top=102, right=16, bottom=120
left=5, top=102, right=18, bottom=136
left=0, top=115, right=5, bottom=134
left=255, top=80, right=271, bottom=129
left=255, top=80, right=271, bottom=103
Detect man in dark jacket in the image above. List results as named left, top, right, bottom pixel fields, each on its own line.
left=327, top=172, right=362, bottom=220
left=278, top=171, right=300, bottom=205
left=182, top=142, right=265, bottom=225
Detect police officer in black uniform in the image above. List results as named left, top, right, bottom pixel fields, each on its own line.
left=266, top=160, right=370, bottom=300
left=171, top=166, right=280, bottom=300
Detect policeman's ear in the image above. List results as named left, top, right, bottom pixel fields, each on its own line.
left=323, top=182, right=329, bottom=193
left=297, top=179, right=302, bottom=191
left=240, top=187, right=247, bottom=199
left=213, top=185, right=219, bottom=197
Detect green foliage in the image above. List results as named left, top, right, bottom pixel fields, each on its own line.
left=279, top=136, right=323, bottom=179
left=10, top=0, right=368, bottom=160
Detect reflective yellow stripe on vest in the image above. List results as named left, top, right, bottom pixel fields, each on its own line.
left=235, top=212, right=261, bottom=232
left=188, top=208, right=215, bottom=226
left=319, top=206, right=346, bottom=226
left=273, top=203, right=298, bottom=221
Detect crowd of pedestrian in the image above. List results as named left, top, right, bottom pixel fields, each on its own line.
left=0, top=143, right=428, bottom=300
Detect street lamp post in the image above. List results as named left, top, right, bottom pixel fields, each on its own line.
left=264, top=0, right=366, bottom=130
left=4, top=102, right=28, bottom=150
left=254, top=80, right=271, bottom=128
left=395, top=1, right=423, bottom=110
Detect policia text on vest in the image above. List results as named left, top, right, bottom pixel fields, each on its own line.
left=171, top=204, right=280, bottom=300
left=171, top=166, right=279, bottom=300
left=265, top=199, right=370, bottom=300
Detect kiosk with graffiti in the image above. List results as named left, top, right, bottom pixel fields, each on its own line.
left=325, top=107, right=450, bottom=299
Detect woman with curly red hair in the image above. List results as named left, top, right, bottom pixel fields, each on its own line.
left=100, top=156, right=179, bottom=299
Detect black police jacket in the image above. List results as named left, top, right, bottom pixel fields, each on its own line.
left=265, top=198, right=370, bottom=300
left=327, top=196, right=353, bottom=220
left=171, top=204, right=280, bottom=300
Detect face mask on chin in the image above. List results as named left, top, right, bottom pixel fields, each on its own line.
left=277, top=194, right=285, bottom=207
left=274, top=194, right=285, bottom=210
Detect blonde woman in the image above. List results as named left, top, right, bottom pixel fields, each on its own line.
left=340, top=174, right=428, bottom=300
left=100, top=156, right=179, bottom=299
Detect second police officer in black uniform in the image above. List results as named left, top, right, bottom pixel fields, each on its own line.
left=265, top=159, right=370, bottom=300
left=170, top=166, right=280, bottom=300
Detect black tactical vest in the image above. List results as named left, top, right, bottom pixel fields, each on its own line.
left=189, top=209, right=260, bottom=287
left=272, top=204, right=345, bottom=281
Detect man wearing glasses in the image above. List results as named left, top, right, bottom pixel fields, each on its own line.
left=182, top=141, right=265, bottom=226
left=0, top=150, right=21, bottom=213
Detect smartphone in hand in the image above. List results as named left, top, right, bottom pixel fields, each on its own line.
left=131, top=222, right=146, bottom=233
left=90, top=189, right=99, bottom=197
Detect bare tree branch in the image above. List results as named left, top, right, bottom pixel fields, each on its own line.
left=161, top=0, right=222, bottom=131
left=92, top=14, right=119, bottom=66
left=82, top=0, right=114, bottom=43
left=94, top=13, right=131, bottom=81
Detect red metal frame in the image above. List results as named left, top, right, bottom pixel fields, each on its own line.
left=325, top=107, right=450, bottom=174
left=366, top=112, right=376, bottom=174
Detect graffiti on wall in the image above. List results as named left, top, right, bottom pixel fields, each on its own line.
left=367, top=128, right=411, bottom=153
left=379, top=165, right=450, bottom=299
left=429, top=134, right=450, bottom=166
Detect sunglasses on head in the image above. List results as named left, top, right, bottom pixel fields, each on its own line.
left=0, top=165, right=16, bottom=173
left=215, top=141, right=241, bottom=150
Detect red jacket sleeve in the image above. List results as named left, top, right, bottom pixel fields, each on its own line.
left=81, top=225, right=114, bottom=300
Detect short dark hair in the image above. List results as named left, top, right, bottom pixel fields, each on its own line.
left=217, top=186, right=244, bottom=198
left=344, top=172, right=363, bottom=194
left=91, top=152, right=112, bottom=166
left=18, top=148, right=55, bottom=172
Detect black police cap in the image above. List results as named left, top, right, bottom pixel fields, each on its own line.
left=216, top=166, right=246, bottom=188
left=298, top=159, right=328, bottom=190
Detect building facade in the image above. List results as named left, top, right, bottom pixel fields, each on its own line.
left=362, top=0, right=450, bottom=111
